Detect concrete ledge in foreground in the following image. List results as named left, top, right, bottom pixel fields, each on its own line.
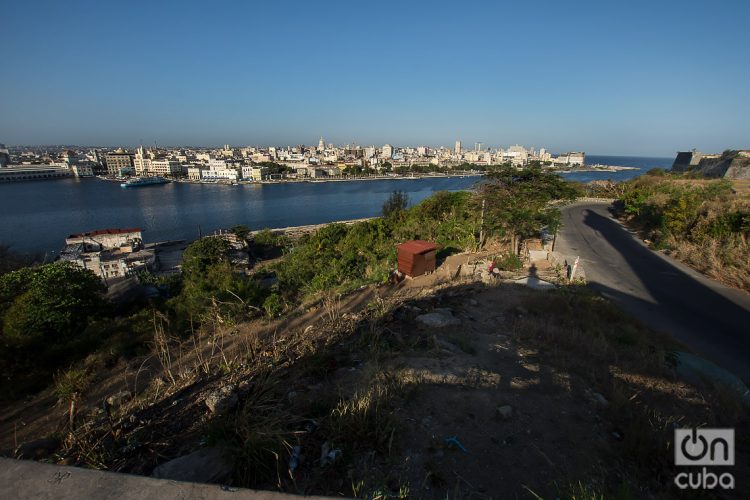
left=0, top=458, right=333, bottom=500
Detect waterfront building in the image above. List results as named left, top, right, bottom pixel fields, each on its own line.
left=133, top=146, right=151, bottom=175
left=455, top=140, right=462, bottom=154
left=150, top=159, right=181, bottom=176
left=187, top=166, right=204, bottom=180
left=61, top=228, right=155, bottom=281
left=0, top=165, right=72, bottom=182
left=553, top=152, right=586, bottom=166
left=105, top=149, right=134, bottom=176
left=202, top=166, right=239, bottom=181
left=382, top=144, right=393, bottom=159
left=72, top=163, right=95, bottom=177
left=0, top=144, right=10, bottom=167
left=241, top=165, right=268, bottom=181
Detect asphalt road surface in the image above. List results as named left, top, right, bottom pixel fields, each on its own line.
left=555, top=201, right=750, bottom=382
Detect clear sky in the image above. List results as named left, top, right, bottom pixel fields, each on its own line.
left=1, top=0, right=749, bottom=156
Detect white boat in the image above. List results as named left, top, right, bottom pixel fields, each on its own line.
left=120, top=176, right=170, bottom=188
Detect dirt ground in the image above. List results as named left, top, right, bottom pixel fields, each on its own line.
left=1, top=254, right=748, bottom=499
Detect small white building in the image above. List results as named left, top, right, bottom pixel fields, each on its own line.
left=202, top=168, right=239, bottom=181
left=187, top=166, right=204, bottom=180
left=241, top=166, right=268, bottom=181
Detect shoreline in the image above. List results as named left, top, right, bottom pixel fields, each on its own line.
left=96, top=165, right=640, bottom=186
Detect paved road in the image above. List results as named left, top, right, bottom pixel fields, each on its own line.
left=555, top=201, right=750, bottom=381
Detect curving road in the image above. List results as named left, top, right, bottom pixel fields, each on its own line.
left=555, top=201, right=750, bottom=381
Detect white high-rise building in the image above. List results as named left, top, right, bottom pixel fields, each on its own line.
left=318, top=137, right=325, bottom=152
left=382, top=144, right=393, bottom=159
left=133, top=146, right=151, bottom=175
left=455, top=140, right=462, bottom=154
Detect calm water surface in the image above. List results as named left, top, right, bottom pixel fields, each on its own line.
left=0, top=156, right=672, bottom=254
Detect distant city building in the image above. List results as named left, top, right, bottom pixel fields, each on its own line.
left=0, top=165, right=72, bottom=182
left=105, top=149, right=134, bottom=176
left=187, top=166, right=204, bottom=180
left=241, top=165, right=268, bottom=181
left=455, top=140, right=462, bottom=154
left=382, top=144, right=393, bottom=159
left=149, top=159, right=181, bottom=176
left=553, top=152, right=586, bottom=166
left=72, top=163, right=95, bottom=177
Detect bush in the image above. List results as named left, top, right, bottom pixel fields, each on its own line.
left=262, top=293, right=283, bottom=318
left=619, top=175, right=749, bottom=289
left=493, top=252, right=523, bottom=271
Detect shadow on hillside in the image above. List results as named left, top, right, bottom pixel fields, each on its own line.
left=11, top=277, right=750, bottom=498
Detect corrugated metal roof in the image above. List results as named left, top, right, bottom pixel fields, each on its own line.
left=397, top=240, right=437, bottom=254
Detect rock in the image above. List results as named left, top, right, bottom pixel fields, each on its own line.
left=106, top=390, right=132, bottom=407
left=204, top=385, right=238, bottom=414
left=319, top=442, right=342, bottom=466
left=15, top=437, right=61, bottom=460
left=151, top=446, right=232, bottom=483
left=496, top=405, right=513, bottom=420
left=416, top=310, right=461, bottom=328
left=435, top=337, right=462, bottom=353
left=459, top=264, right=476, bottom=277
left=590, top=392, right=609, bottom=407
left=467, top=299, right=478, bottom=306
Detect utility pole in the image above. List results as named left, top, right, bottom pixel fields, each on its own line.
left=479, top=198, right=485, bottom=248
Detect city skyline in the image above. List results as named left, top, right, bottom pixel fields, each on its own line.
left=2, top=0, right=749, bottom=155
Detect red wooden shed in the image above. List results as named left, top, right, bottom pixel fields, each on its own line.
left=397, top=240, right=437, bottom=277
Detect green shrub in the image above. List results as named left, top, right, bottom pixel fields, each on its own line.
left=493, top=252, right=523, bottom=271
left=262, top=293, right=283, bottom=318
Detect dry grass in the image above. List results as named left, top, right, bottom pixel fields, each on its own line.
left=326, top=372, right=405, bottom=456
left=208, top=372, right=295, bottom=488
left=510, top=286, right=747, bottom=493
left=665, top=233, right=750, bottom=291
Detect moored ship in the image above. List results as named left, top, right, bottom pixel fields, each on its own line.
left=120, top=176, right=170, bottom=188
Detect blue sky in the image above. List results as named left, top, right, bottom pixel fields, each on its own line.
left=1, top=0, right=749, bottom=156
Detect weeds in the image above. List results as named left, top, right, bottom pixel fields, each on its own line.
left=208, top=372, right=294, bottom=488
left=326, top=372, right=408, bottom=456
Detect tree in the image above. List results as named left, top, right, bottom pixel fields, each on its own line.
left=1, top=262, right=105, bottom=347
left=475, top=165, right=578, bottom=251
left=382, top=190, right=409, bottom=218
left=181, top=237, right=232, bottom=281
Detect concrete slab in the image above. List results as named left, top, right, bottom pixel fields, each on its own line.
left=0, top=458, right=333, bottom=500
